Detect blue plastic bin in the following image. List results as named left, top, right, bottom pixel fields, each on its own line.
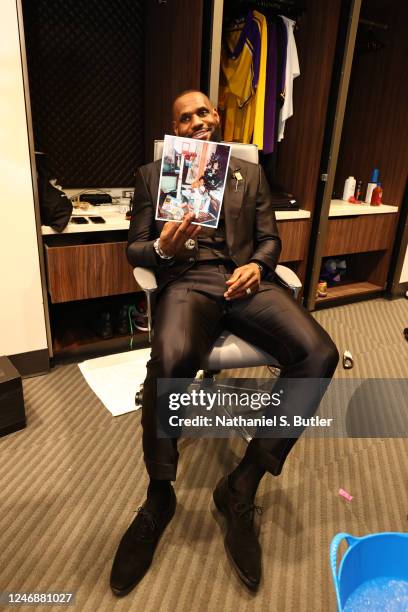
left=330, top=532, right=408, bottom=611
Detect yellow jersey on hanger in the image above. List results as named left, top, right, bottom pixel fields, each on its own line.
left=220, top=10, right=267, bottom=148
left=252, top=10, right=267, bottom=151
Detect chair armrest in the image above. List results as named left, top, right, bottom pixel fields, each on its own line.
left=133, top=267, right=157, bottom=342
left=275, top=265, right=302, bottom=299
left=133, top=267, right=158, bottom=293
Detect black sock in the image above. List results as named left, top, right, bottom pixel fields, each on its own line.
left=228, top=454, right=266, bottom=501
left=146, top=478, right=173, bottom=510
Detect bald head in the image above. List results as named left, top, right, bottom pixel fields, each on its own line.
left=172, top=90, right=220, bottom=141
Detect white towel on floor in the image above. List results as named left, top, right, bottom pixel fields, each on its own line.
left=78, top=348, right=151, bottom=416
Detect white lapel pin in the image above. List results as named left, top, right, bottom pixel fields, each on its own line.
left=232, top=168, right=243, bottom=192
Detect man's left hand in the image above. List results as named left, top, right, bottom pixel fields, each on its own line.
left=224, top=263, right=261, bottom=300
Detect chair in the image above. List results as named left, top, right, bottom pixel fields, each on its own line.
left=133, top=141, right=302, bottom=374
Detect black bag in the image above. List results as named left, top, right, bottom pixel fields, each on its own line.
left=269, top=187, right=299, bottom=211
left=36, top=153, right=72, bottom=232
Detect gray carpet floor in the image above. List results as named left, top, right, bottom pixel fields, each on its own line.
left=1, top=297, right=408, bottom=611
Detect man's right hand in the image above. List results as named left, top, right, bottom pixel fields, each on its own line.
left=158, top=212, right=201, bottom=257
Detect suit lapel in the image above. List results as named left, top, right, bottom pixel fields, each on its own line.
left=224, top=157, right=247, bottom=250
left=151, top=161, right=166, bottom=233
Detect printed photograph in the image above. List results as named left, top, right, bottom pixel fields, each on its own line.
left=156, top=135, right=231, bottom=227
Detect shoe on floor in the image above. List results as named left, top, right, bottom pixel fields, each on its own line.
left=129, top=300, right=148, bottom=333
left=213, top=475, right=262, bottom=591
left=110, top=489, right=176, bottom=596
left=91, top=311, right=113, bottom=339
left=114, top=305, right=130, bottom=335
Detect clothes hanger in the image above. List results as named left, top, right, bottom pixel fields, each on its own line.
left=223, top=0, right=306, bottom=24
left=356, top=19, right=387, bottom=55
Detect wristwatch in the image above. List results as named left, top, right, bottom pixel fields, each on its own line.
left=153, top=238, right=174, bottom=260
left=251, top=261, right=265, bottom=279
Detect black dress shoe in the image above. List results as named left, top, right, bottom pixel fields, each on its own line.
left=213, top=476, right=262, bottom=591
left=91, top=311, right=113, bottom=339
left=114, top=305, right=130, bottom=335
left=110, top=489, right=176, bottom=596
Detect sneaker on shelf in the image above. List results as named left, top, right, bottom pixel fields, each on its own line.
left=129, top=301, right=148, bottom=333
left=91, top=311, right=113, bottom=339
left=114, top=305, right=130, bottom=335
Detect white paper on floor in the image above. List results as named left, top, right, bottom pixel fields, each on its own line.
left=78, top=348, right=151, bottom=416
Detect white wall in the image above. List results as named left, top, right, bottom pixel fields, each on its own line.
left=0, top=0, right=48, bottom=357
left=400, top=245, right=408, bottom=283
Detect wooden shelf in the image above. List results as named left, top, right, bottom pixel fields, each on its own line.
left=323, top=215, right=396, bottom=256
left=50, top=294, right=149, bottom=361
left=316, top=281, right=383, bottom=304
left=53, top=329, right=149, bottom=362
left=41, top=208, right=311, bottom=234
left=44, top=241, right=138, bottom=303
left=329, top=200, right=398, bottom=217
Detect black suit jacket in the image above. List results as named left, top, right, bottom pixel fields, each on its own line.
left=127, top=156, right=282, bottom=292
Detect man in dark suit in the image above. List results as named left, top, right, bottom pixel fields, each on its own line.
left=110, top=91, right=339, bottom=596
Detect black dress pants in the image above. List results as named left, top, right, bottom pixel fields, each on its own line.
left=141, top=263, right=339, bottom=480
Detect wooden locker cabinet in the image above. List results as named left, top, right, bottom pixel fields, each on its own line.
left=323, top=214, right=396, bottom=256
left=45, top=241, right=136, bottom=303
left=215, top=0, right=344, bottom=292
left=306, top=0, right=408, bottom=308
left=278, top=220, right=309, bottom=262
left=314, top=209, right=399, bottom=306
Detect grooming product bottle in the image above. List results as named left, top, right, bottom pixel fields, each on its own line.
left=371, top=182, right=382, bottom=206
left=342, top=176, right=356, bottom=201
left=365, top=168, right=379, bottom=204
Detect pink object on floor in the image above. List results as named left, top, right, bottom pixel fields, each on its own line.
left=339, top=488, right=353, bottom=501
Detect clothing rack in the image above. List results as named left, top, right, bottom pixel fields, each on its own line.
left=223, top=0, right=306, bottom=22
left=356, top=17, right=387, bottom=55
left=359, top=18, right=388, bottom=30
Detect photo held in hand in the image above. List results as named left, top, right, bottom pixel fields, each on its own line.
left=156, top=135, right=231, bottom=228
